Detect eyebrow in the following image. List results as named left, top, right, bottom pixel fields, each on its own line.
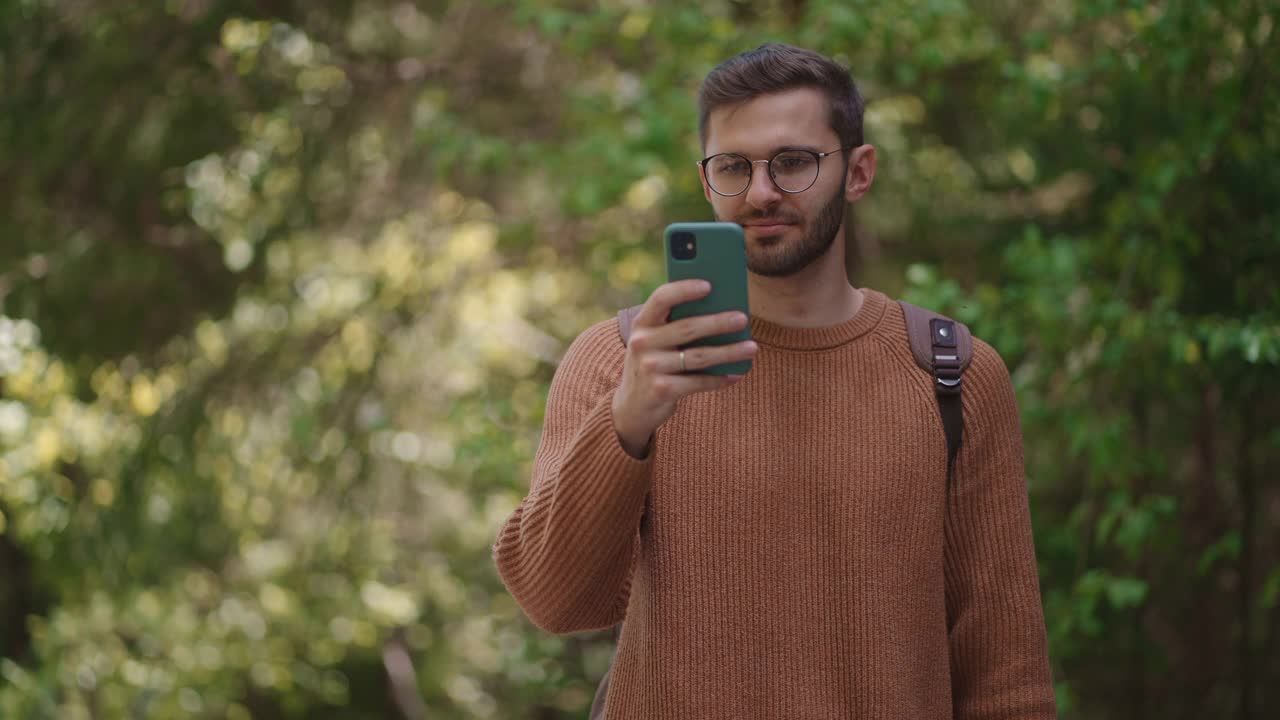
left=768, top=144, right=821, bottom=154
left=717, top=144, right=823, bottom=158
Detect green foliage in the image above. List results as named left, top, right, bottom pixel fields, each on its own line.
left=1, top=0, right=1277, bottom=718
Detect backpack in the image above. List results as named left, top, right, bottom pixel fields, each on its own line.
left=589, top=299, right=973, bottom=720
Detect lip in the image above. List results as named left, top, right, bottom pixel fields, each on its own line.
left=743, top=223, right=793, bottom=234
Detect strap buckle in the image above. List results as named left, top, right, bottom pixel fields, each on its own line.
left=934, top=361, right=962, bottom=394
left=930, top=318, right=962, bottom=395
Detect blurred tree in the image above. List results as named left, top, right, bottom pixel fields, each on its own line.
left=0, top=0, right=1276, bottom=718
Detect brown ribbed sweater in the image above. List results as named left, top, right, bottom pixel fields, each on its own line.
left=492, top=288, right=1057, bottom=719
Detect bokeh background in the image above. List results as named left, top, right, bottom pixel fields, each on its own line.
left=2, top=0, right=1278, bottom=718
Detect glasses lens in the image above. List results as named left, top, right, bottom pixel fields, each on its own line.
left=770, top=151, right=819, bottom=192
left=707, top=154, right=751, bottom=195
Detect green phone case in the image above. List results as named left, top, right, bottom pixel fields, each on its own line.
left=664, top=222, right=752, bottom=376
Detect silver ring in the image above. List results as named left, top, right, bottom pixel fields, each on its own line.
left=679, top=350, right=687, bottom=373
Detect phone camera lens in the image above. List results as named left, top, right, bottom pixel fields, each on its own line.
left=671, top=232, right=697, bottom=260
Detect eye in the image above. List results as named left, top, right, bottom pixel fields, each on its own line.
left=713, top=157, right=750, bottom=175
left=775, top=152, right=814, bottom=171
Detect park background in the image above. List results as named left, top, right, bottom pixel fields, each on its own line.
left=1, top=0, right=1278, bottom=718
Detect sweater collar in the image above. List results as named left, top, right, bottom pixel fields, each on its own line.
left=748, top=287, right=887, bottom=351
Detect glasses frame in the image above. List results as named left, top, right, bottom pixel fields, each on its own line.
left=697, top=146, right=855, bottom=197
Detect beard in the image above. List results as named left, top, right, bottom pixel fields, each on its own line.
left=722, top=181, right=847, bottom=278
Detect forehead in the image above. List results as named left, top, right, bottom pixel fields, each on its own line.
left=704, top=86, right=836, bottom=156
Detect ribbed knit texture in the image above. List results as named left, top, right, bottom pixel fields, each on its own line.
left=492, top=288, right=1057, bottom=719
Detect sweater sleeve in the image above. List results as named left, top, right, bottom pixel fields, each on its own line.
left=944, top=338, right=1058, bottom=719
left=491, top=318, right=654, bottom=635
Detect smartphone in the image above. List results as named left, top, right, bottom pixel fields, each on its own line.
left=664, top=222, right=752, bottom=376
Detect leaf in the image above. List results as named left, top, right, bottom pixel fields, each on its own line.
left=1105, top=577, right=1149, bottom=609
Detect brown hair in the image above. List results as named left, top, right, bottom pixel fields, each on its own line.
left=697, top=43, right=865, bottom=150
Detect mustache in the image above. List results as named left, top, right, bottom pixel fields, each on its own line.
left=735, top=212, right=800, bottom=225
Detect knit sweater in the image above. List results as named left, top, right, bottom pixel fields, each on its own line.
left=492, top=288, right=1057, bottom=719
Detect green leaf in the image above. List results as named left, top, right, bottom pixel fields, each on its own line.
left=1105, top=577, right=1148, bottom=609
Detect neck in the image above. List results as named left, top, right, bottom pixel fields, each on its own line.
left=746, top=229, right=864, bottom=328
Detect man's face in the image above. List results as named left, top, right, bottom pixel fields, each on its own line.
left=701, top=87, right=849, bottom=278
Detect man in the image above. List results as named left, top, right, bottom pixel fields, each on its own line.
left=492, top=43, right=1057, bottom=719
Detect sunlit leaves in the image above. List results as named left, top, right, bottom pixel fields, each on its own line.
left=2, top=0, right=1278, bottom=718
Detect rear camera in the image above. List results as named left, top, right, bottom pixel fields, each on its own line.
left=671, top=232, right=697, bottom=260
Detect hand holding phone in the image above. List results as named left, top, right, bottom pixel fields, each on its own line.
left=610, top=223, right=756, bottom=459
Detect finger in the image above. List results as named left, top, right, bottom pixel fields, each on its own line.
left=665, top=341, right=757, bottom=374
left=691, top=340, right=757, bottom=371
left=634, top=279, right=712, bottom=328
left=641, top=348, right=697, bottom=376
left=650, top=310, right=749, bottom=350
left=673, top=348, right=702, bottom=375
left=670, top=372, right=743, bottom=396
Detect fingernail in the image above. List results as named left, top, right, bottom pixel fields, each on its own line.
left=700, top=280, right=712, bottom=292
left=727, top=374, right=744, bottom=382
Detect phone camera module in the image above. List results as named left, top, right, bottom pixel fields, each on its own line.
left=671, top=232, right=697, bottom=260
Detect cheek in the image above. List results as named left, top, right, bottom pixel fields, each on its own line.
left=802, top=177, right=845, bottom=215
left=791, top=196, right=822, bottom=222
left=708, top=195, right=738, bottom=219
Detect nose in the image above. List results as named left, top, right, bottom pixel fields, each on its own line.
left=745, top=160, right=782, bottom=211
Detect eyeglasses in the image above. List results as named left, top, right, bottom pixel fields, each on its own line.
left=698, top=146, right=853, bottom=197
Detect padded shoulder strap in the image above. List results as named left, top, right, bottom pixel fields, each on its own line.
left=897, top=300, right=974, bottom=375
left=616, top=304, right=644, bottom=346
left=897, top=300, right=973, bottom=500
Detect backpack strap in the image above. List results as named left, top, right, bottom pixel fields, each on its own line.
left=616, top=304, right=644, bottom=346
left=897, top=300, right=973, bottom=499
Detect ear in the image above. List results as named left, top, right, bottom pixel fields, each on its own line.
left=844, top=144, right=877, bottom=203
left=697, top=161, right=713, bottom=204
